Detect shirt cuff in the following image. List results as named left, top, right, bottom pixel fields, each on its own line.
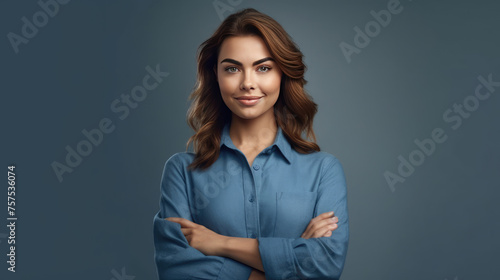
left=217, top=257, right=253, bottom=280
left=257, top=237, right=295, bottom=279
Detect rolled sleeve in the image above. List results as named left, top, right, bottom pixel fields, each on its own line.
left=153, top=154, right=253, bottom=279
left=257, top=157, right=349, bottom=280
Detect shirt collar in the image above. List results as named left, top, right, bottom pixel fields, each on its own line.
left=219, top=122, right=293, bottom=164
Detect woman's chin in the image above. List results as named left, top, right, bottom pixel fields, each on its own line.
left=232, top=111, right=263, bottom=120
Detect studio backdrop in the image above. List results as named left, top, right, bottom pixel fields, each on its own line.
left=1, top=0, right=499, bottom=279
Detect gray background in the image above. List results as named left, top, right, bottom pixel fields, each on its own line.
left=1, top=0, right=499, bottom=279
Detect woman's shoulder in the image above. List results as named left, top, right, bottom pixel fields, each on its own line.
left=297, top=149, right=342, bottom=167
left=313, top=152, right=344, bottom=177
left=163, top=151, right=196, bottom=169
left=294, top=150, right=346, bottom=188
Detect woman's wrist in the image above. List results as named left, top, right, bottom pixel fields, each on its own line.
left=219, top=236, right=237, bottom=257
left=218, top=236, right=264, bottom=271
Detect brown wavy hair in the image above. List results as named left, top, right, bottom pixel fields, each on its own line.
left=186, top=8, right=320, bottom=170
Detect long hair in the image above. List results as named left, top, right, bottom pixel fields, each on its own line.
left=186, top=8, right=319, bottom=170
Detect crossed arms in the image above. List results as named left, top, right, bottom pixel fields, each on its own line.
left=153, top=156, right=349, bottom=279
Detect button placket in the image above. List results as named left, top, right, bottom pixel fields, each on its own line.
left=246, top=157, right=261, bottom=238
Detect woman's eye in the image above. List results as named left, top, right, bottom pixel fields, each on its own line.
left=225, top=67, right=238, bottom=73
left=257, top=66, right=271, bottom=72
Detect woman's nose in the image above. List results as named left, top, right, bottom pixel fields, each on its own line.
left=240, top=73, right=256, bottom=90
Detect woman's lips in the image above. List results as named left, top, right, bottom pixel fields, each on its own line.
left=235, top=96, right=263, bottom=106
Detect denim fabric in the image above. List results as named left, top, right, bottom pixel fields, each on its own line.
left=153, top=122, right=349, bottom=279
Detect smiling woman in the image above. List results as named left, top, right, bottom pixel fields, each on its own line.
left=153, top=8, right=349, bottom=280
left=219, top=50, right=279, bottom=109
left=217, top=35, right=282, bottom=154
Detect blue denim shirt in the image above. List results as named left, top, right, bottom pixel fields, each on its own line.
left=153, top=122, right=349, bottom=280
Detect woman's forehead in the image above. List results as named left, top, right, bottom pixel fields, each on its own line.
left=218, top=35, right=272, bottom=62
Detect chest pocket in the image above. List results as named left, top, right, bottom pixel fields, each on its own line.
left=273, top=191, right=318, bottom=238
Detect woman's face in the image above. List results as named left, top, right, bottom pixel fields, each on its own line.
left=217, top=35, right=282, bottom=121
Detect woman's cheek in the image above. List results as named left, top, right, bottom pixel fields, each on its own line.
left=219, top=76, right=239, bottom=94
left=261, top=76, right=281, bottom=93
left=217, top=79, right=230, bottom=95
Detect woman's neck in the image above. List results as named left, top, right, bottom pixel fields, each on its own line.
left=229, top=110, right=278, bottom=149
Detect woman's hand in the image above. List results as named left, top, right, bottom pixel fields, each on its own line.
left=167, top=217, right=265, bottom=271
left=301, top=211, right=339, bottom=239
left=165, top=217, right=227, bottom=256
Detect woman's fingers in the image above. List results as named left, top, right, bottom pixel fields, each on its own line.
left=180, top=228, right=195, bottom=242
left=180, top=227, right=193, bottom=236
left=307, top=216, right=338, bottom=234
left=303, top=211, right=334, bottom=234
left=301, top=211, right=339, bottom=239
left=305, top=220, right=337, bottom=239
left=311, top=223, right=338, bottom=238
left=165, top=217, right=200, bottom=229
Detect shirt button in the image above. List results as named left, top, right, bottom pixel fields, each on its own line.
left=253, top=164, right=260, bottom=171
left=249, top=196, right=254, bottom=203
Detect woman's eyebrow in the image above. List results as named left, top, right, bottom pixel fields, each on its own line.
left=220, top=57, right=274, bottom=66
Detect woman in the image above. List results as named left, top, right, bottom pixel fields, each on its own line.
left=153, top=8, right=349, bottom=280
